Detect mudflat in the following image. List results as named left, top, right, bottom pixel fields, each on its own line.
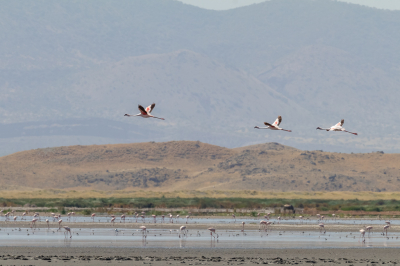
left=0, top=247, right=399, bottom=265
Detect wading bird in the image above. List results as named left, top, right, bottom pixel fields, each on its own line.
left=254, top=116, right=291, bottom=132
left=359, top=229, right=366, bottom=243
left=384, top=224, right=390, bottom=236
left=179, top=226, right=187, bottom=238
left=319, top=223, right=326, bottom=233
left=316, top=119, right=357, bottom=135
left=140, top=226, right=147, bottom=237
left=208, top=227, right=218, bottom=240
left=365, top=226, right=373, bottom=235
left=124, top=103, right=165, bottom=120
left=63, top=226, right=72, bottom=238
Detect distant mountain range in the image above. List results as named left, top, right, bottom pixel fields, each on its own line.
left=1, top=0, right=400, bottom=155
left=1, top=141, right=398, bottom=192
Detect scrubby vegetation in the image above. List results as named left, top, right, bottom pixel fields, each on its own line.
left=1, top=197, right=400, bottom=213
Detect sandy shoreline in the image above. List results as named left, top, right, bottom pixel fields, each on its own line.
left=0, top=247, right=399, bottom=265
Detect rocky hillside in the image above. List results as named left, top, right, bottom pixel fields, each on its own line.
left=0, top=141, right=398, bottom=192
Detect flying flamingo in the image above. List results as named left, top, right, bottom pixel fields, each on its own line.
left=124, top=103, right=165, bottom=120
left=316, top=119, right=357, bottom=135
left=63, top=226, right=72, bottom=238
left=179, top=226, right=187, bottom=238
left=254, top=116, right=291, bottom=132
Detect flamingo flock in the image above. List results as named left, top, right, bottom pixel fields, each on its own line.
left=1, top=211, right=399, bottom=247
left=125, top=103, right=358, bottom=136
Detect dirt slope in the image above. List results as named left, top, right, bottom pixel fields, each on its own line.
left=0, top=141, right=398, bottom=192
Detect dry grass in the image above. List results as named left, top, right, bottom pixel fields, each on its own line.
left=2, top=189, right=400, bottom=200
left=1, top=141, right=399, bottom=193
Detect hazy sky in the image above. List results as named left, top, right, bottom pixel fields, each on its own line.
left=177, top=0, right=400, bottom=10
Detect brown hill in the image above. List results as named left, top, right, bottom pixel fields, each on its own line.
left=0, top=141, right=398, bottom=192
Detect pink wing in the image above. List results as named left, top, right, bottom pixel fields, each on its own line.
left=145, top=103, right=156, bottom=114
left=273, top=116, right=282, bottom=126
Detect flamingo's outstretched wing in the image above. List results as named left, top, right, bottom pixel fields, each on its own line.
left=336, top=119, right=344, bottom=127
left=138, top=105, right=147, bottom=115
left=273, top=116, right=282, bottom=126
left=264, top=122, right=275, bottom=128
left=145, top=103, right=155, bottom=114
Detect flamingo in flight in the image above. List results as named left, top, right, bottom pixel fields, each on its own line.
left=254, top=116, right=291, bottom=132
left=316, top=119, right=357, bottom=135
left=124, top=103, right=165, bottom=120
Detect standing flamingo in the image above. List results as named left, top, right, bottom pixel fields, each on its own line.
left=111, top=217, right=116, bottom=225
left=254, top=116, right=291, bottom=132
left=161, top=215, right=165, bottom=223
left=319, top=223, right=326, bottom=233
left=241, top=221, right=245, bottom=232
left=365, top=226, right=373, bottom=235
left=259, top=220, right=267, bottom=231
left=58, top=219, right=63, bottom=229
left=46, top=219, right=49, bottom=229
left=30, top=218, right=38, bottom=229
left=185, top=215, right=190, bottom=224
left=121, top=214, right=126, bottom=223
left=179, top=226, right=187, bottom=238
left=124, top=103, right=165, bottom=120
left=152, top=215, right=156, bottom=223
left=63, top=226, right=72, bottom=238
left=316, top=119, right=357, bottom=135
left=140, top=226, right=147, bottom=237
left=384, top=224, right=390, bottom=236
left=208, top=227, right=218, bottom=240
left=91, top=213, right=96, bottom=222
left=359, top=229, right=366, bottom=243
left=232, top=214, right=236, bottom=222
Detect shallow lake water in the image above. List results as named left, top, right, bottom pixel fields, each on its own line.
left=2, top=215, right=398, bottom=226
left=0, top=226, right=399, bottom=249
